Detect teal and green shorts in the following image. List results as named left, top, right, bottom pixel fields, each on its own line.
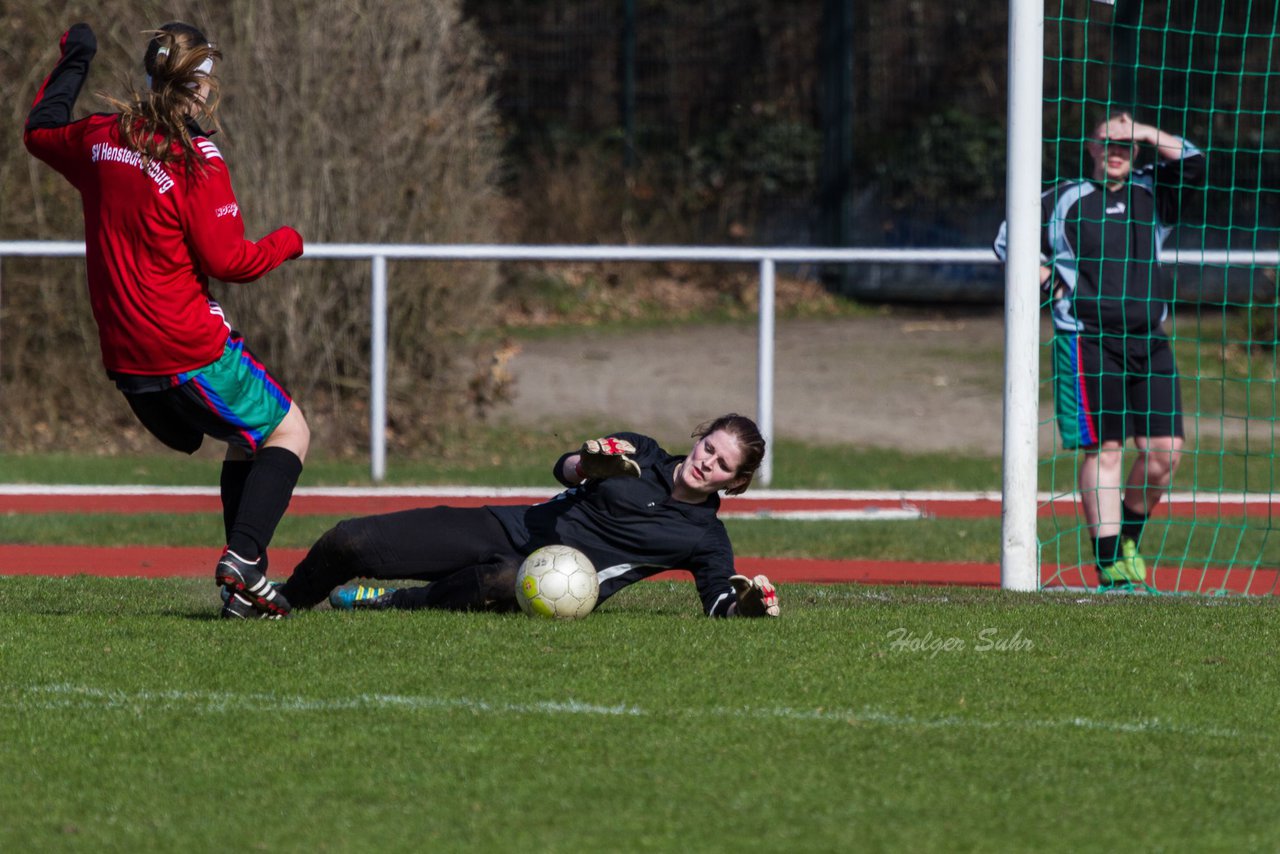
left=1051, top=331, right=1183, bottom=450
left=114, top=333, right=294, bottom=455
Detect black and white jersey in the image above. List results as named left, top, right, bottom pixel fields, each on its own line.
left=994, top=146, right=1205, bottom=334
left=487, top=432, right=740, bottom=617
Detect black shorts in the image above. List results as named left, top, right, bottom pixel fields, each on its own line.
left=1051, top=331, right=1183, bottom=448
left=114, top=334, right=293, bottom=455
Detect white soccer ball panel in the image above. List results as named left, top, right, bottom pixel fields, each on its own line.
left=516, top=545, right=599, bottom=620
left=566, top=567, right=597, bottom=600
left=539, top=567, right=570, bottom=599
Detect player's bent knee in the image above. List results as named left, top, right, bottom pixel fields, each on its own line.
left=309, top=519, right=374, bottom=570
left=266, top=404, right=310, bottom=461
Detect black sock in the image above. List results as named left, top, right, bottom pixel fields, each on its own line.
left=220, top=460, right=254, bottom=542
left=1121, top=504, right=1147, bottom=547
left=1093, top=534, right=1120, bottom=568
left=226, top=447, right=303, bottom=564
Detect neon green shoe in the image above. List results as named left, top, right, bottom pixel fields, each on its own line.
left=1121, top=538, right=1147, bottom=582
left=1098, top=538, right=1147, bottom=588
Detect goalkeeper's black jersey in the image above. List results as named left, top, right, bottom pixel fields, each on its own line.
left=487, top=432, right=739, bottom=617
left=994, top=147, right=1205, bottom=335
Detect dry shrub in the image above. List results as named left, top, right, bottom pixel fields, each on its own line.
left=0, top=0, right=504, bottom=454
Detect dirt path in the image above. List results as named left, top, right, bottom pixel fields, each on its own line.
left=491, top=309, right=1056, bottom=452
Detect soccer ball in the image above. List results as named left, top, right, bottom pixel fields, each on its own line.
left=515, top=545, right=599, bottom=620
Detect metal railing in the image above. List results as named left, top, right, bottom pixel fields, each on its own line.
left=6, top=240, right=1270, bottom=484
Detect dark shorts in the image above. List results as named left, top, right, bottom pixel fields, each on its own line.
left=117, top=334, right=294, bottom=455
left=1051, top=331, right=1183, bottom=449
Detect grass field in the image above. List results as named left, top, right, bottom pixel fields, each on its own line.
left=3, top=438, right=1280, bottom=850
left=1, top=578, right=1277, bottom=851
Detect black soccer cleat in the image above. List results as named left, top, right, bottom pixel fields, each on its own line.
left=215, top=548, right=291, bottom=617
left=219, top=587, right=286, bottom=620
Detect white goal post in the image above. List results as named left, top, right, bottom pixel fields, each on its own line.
left=995, top=1, right=1280, bottom=591
left=1000, top=0, right=1045, bottom=592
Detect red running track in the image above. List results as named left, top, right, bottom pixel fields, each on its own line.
left=0, top=545, right=1000, bottom=586
left=2, top=489, right=1276, bottom=593
left=1, top=488, right=1277, bottom=519
left=2, top=545, right=1276, bottom=595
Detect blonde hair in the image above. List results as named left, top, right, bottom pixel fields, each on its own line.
left=102, top=23, right=222, bottom=173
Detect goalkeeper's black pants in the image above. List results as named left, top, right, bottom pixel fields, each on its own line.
left=278, top=506, right=522, bottom=612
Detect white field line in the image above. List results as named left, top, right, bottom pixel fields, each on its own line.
left=0, top=485, right=929, bottom=521
left=10, top=683, right=1246, bottom=741
left=720, top=509, right=924, bottom=521
left=0, top=484, right=1274, bottom=505
left=0, top=484, right=561, bottom=498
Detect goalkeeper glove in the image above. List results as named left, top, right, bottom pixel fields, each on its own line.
left=576, top=437, right=641, bottom=480
left=729, top=574, right=780, bottom=618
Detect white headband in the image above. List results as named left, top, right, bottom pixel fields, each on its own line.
left=146, top=55, right=215, bottom=90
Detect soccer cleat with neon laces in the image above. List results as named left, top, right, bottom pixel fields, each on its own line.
left=329, top=584, right=396, bottom=610
left=215, top=548, right=291, bottom=617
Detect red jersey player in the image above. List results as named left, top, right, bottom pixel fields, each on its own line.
left=25, top=22, right=307, bottom=619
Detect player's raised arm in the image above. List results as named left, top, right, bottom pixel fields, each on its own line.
left=24, top=23, right=99, bottom=177
left=25, top=23, right=97, bottom=132
left=558, top=436, right=642, bottom=485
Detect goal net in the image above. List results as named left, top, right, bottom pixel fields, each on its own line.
left=1026, top=0, right=1280, bottom=594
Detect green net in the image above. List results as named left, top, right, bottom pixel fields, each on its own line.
left=1037, top=0, right=1280, bottom=594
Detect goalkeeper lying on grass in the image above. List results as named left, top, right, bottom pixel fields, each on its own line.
left=257, top=413, right=779, bottom=619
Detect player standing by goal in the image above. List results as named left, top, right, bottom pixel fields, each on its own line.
left=994, top=113, right=1206, bottom=588
left=278, top=414, right=781, bottom=618
left=25, top=22, right=307, bottom=617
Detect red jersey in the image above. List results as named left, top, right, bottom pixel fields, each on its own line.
left=24, top=25, right=302, bottom=375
